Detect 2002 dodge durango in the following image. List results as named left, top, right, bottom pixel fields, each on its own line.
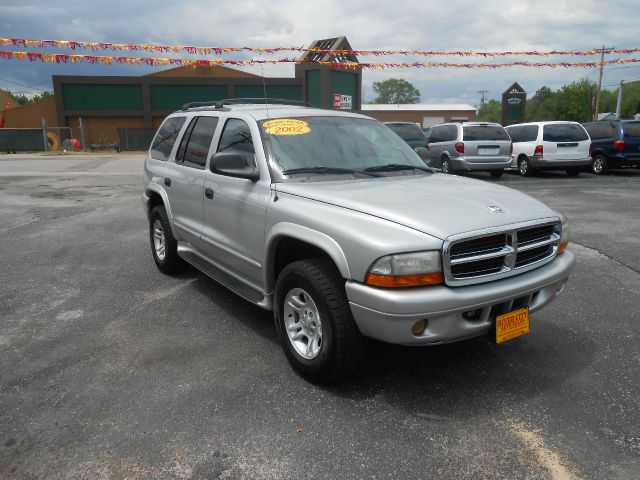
left=143, top=100, right=576, bottom=383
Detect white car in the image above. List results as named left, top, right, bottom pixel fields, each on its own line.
left=505, top=121, right=591, bottom=177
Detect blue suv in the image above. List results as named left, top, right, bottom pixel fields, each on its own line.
left=583, top=120, right=640, bottom=174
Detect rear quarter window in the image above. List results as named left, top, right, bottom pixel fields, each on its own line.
left=543, top=124, right=589, bottom=142
left=622, top=122, right=640, bottom=138
left=463, top=125, right=510, bottom=141
left=150, top=116, right=186, bottom=161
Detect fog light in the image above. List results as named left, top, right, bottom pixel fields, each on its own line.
left=411, top=319, right=427, bottom=336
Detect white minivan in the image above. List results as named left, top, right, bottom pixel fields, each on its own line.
left=505, top=122, right=591, bottom=176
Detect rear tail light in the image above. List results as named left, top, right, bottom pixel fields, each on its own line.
left=509, top=143, right=513, bottom=155
left=534, top=144, right=544, bottom=156
left=425, top=143, right=430, bottom=151
left=589, top=143, right=593, bottom=155
left=613, top=139, right=625, bottom=151
left=454, top=142, right=465, bottom=154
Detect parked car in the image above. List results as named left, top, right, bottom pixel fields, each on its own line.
left=384, top=121, right=427, bottom=150
left=582, top=120, right=640, bottom=174
left=143, top=100, right=575, bottom=383
left=422, top=126, right=433, bottom=142
left=425, top=122, right=512, bottom=177
left=505, top=121, right=591, bottom=177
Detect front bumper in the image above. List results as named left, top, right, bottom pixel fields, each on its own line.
left=346, top=250, right=576, bottom=346
left=452, top=156, right=512, bottom=170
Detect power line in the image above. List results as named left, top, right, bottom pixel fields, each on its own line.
left=0, top=76, right=50, bottom=93
left=477, top=89, right=489, bottom=105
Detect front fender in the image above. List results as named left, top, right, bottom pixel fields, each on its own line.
left=264, top=222, right=351, bottom=292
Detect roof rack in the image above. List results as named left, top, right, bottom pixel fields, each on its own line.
left=181, top=98, right=312, bottom=111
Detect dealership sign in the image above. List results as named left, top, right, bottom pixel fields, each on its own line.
left=333, top=94, right=352, bottom=110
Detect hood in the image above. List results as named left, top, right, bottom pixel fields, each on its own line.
left=275, top=174, right=558, bottom=240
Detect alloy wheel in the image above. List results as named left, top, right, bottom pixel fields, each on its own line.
left=283, top=288, right=323, bottom=360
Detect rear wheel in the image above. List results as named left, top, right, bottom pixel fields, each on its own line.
left=149, top=205, right=186, bottom=274
left=274, top=258, right=366, bottom=384
left=490, top=169, right=504, bottom=178
left=591, top=154, right=607, bottom=175
left=566, top=167, right=581, bottom=177
left=441, top=157, right=452, bottom=174
left=518, top=157, right=533, bottom=177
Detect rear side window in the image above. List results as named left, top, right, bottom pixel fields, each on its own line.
left=176, top=116, right=219, bottom=169
left=521, top=125, right=539, bottom=142
left=463, top=125, right=510, bottom=141
left=387, top=124, right=425, bottom=141
left=543, top=124, right=589, bottom=142
left=506, top=126, right=521, bottom=142
left=622, top=122, right=640, bottom=138
left=584, top=122, right=617, bottom=139
left=217, top=118, right=256, bottom=167
left=150, top=117, right=186, bottom=161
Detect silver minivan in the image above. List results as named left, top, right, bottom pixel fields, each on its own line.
left=425, top=122, right=512, bottom=177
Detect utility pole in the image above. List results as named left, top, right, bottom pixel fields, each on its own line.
left=615, top=80, right=624, bottom=119
left=477, top=89, right=489, bottom=105
left=594, top=44, right=615, bottom=120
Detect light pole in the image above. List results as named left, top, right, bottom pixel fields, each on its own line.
left=615, top=79, right=640, bottom=119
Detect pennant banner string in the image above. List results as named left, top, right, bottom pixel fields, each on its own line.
left=0, top=37, right=639, bottom=58
left=2, top=50, right=640, bottom=69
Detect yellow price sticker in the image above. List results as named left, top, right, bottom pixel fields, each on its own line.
left=263, top=119, right=311, bottom=135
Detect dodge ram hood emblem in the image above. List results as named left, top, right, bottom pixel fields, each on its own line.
left=487, top=205, right=503, bottom=213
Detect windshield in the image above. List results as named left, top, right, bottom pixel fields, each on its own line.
left=387, top=123, right=426, bottom=141
left=260, top=116, right=429, bottom=181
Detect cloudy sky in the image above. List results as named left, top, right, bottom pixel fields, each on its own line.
left=1, top=0, right=639, bottom=105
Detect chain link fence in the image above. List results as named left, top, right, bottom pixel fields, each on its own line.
left=0, top=125, right=157, bottom=153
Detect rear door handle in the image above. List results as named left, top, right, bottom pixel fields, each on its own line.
left=164, top=177, right=171, bottom=187
left=204, top=188, right=214, bottom=199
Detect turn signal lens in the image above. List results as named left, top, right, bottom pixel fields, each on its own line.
left=558, top=241, right=569, bottom=255
left=366, top=272, right=444, bottom=288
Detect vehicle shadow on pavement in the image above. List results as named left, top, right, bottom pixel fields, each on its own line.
left=325, top=320, right=596, bottom=417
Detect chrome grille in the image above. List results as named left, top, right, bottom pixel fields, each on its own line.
left=443, top=221, right=561, bottom=286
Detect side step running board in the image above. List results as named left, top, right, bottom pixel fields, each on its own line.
left=178, top=247, right=266, bottom=305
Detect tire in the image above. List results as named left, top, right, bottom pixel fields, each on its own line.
left=149, top=205, right=186, bottom=274
left=441, top=157, right=452, bottom=174
left=591, top=154, right=607, bottom=175
left=566, top=167, right=581, bottom=177
left=274, top=258, right=367, bottom=384
left=490, top=169, right=504, bottom=178
left=518, top=156, right=533, bottom=177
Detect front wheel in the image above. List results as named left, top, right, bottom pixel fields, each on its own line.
left=591, top=154, right=607, bottom=175
left=274, top=258, right=366, bottom=384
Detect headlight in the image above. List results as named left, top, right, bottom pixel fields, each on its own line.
left=558, top=220, right=570, bottom=255
left=365, top=251, right=443, bottom=288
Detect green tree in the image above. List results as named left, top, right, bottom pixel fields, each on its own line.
left=7, top=90, right=54, bottom=105
left=372, top=78, right=420, bottom=104
left=477, top=99, right=501, bottom=123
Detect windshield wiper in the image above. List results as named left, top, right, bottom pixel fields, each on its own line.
left=364, top=163, right=435, bottom=173
left=281, top=166, right=381, bottom=177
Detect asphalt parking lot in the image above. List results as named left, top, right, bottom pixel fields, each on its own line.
left=1, top=154, right=639, bottom=479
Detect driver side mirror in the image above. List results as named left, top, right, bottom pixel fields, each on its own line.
left=210, top=152, right=259, bottom=181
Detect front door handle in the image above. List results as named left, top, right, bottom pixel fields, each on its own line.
left=164, top=177, right=171, bottom=187
left=204, top=188, right=214, bottom=199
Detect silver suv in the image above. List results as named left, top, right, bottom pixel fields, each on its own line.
left=425, top=122, right=512, bottom=177
left=143, top=100, right=575, bottom=383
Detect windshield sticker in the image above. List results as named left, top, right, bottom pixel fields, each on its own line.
left=263, top=119, right=310, bottom=135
